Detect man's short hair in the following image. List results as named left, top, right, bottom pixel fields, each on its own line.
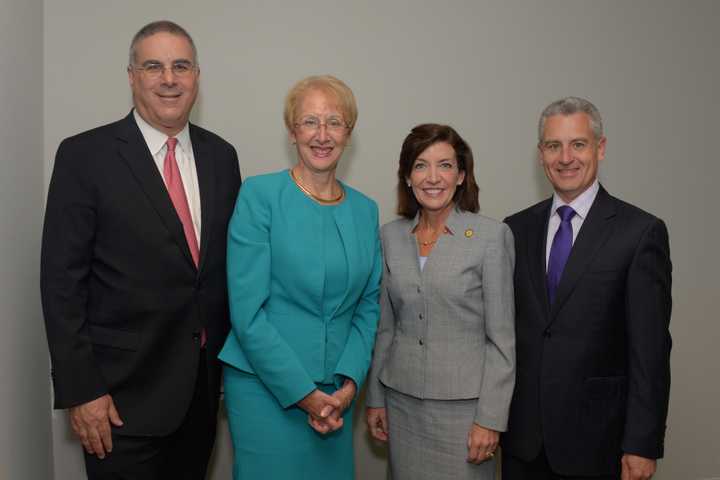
left=538, top=96, right=603, bottom=142
left=128, top=20, right=198, bottom=67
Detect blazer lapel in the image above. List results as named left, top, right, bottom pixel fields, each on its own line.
left=114, top=112, right=196, bottom=270
left=406, top=215, right=422, bottom=279
left=190, top=125, right=215, bottom=274
left=549, top=187, right=617, bottom=320
left=528, top=199, right=552, bottom=317
left=423, top=208, right=472, bottom=277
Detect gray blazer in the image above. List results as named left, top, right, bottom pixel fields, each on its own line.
left=366, top=208, right=516, bottom=431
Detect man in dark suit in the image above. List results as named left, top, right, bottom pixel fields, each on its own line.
left=41, top=20, right=241, bottom=479
left=501, top=97, right=671, bottom=480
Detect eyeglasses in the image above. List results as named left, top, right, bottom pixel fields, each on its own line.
left=131, top=60, right=197, bottom=79
left=295, top=115, right=348, bottom=133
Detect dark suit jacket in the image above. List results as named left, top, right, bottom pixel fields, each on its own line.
left=41, top=111, right=241, bottom=436
left=501, top=186, right=671, bottom=477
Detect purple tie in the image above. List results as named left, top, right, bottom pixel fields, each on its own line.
left=547, top=206, right=576, bottom=304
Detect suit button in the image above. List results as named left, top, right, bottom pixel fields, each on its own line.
left=543, top=328, right=551, bottom=338
left=419, top=313, right=423, bottom=320
left=192, top=331, right=201, bottom=341
left=419, top=339, right=424, bottom=345
left=417, top=286, right=422, bottom=293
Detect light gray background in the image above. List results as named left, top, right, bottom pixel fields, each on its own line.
left=0, top=0, right=52, bottom=479
left=1, top=0, right=718, bottom=478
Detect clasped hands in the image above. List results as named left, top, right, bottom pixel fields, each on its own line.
left=297, top=379, right=356, bottom=435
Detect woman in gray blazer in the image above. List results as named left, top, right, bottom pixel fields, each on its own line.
left=366, top=124, right=515, bottom=480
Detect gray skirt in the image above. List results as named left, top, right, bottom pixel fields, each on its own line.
left=386, top=388, right=496, bottom=480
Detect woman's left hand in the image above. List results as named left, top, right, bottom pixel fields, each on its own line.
left=466, top=423, right=499, bottom=464
left=331, top=379, right=356, bottom=415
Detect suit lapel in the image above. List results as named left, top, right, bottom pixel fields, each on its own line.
left=549, top=187, right=617, bottom=321
left=114, top=112, right=196, bottom=270
left=191, top=125, right=215, bottom=274
left=528, top=199, right=552, bottom=317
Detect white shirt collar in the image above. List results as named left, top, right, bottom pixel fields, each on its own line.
left=550, top=179, right=600, bottom=220
left=133, top=109, right=191, bottom=157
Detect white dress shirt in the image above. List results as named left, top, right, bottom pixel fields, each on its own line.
left=545, top=180, right=600, bottom=271
left=134, top=110, right=201, bottom=245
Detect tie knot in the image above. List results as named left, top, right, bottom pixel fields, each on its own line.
left=556, top=205, right=576, bottom=222
left=166, top=137, right=178, bottom=153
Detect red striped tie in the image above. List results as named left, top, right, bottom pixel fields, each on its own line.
left=164, top=137, right=206, bottom=346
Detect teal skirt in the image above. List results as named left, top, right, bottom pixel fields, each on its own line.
left=223, top=365, right=355, bottom=479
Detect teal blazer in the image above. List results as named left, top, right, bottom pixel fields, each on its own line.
left=219, top=170, right=382, bottom=408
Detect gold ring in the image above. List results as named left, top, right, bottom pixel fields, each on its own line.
left=487, top=452, right=495, bottom=458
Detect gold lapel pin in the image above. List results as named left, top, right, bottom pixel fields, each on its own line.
left=464, top=229, right=474, bottom=238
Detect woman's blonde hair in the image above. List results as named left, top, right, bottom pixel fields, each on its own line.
left=283, top=75, right=358, bottom=132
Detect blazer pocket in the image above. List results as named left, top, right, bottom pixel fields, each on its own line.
left=586, top=258, right=625, bottom=275
left=584, top=375, right=627, bottom=398
left=581, top=376, right=627, bottom=452
left=88, top=324, right=140, bottom=351
left=585, top=267, right=623, bottom=280
left=582, top=376, right=627, bottom=427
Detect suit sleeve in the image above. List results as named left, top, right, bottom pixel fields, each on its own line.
left=333, top=204, right=382, bottom=393
left=41, top=139, right=108, bottom=408
left=228, top=143, right=242, bottom=188
left=622, top=218, right=672, bottom=458
left=363, top=229, right=393, bottom=408
left=474, top=223, right=516, bottom=431
left=225, top=179, right=317, bottom=408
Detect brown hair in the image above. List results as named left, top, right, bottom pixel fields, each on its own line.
left=396, top=123, right=479, bottom=218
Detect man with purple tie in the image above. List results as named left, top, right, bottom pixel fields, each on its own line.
left=41, top=20, right=241, bottom=479
left=501, top=97, right=672, bottom=480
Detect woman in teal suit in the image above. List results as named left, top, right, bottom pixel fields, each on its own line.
left=219, top=75, right=382, bottom=479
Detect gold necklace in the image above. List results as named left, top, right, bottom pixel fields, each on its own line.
left=416, top=226, right=448, bottom=246
left=290, top=169, right=345, bottom=205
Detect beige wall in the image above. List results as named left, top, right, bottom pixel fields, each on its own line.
left=0, top=0, right=52, bottom=478
left=43, top=1, right=720, bottom=479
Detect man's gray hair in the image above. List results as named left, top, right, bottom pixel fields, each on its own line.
left=128, top=20, right=198, bottom=67
left=538, top=96, right=603, bottom=142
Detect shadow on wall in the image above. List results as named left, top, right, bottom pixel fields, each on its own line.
left=352, top=387, right=390, bottom=479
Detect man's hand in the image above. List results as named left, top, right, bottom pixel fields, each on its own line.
left=69, top=394, right=123, bottom=459
left=621, top=453, right=656, bottom=480
left=297, top=389, right=343, bottom=434
left=466, top=423, right=499, bottom=464
left=366, top=407, right=389, bottom=442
